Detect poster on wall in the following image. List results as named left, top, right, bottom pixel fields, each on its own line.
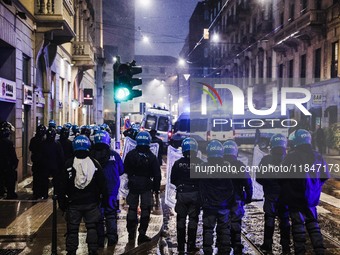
left=0, top=77, right=16, bottom=102
left=24, top=85, right=33, bottom=105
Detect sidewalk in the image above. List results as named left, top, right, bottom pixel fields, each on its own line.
left=0, top=177, right=163, bottom=255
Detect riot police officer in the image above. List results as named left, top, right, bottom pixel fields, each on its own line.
left=59, top=135, right=106, bottom=255
left=59, top=126, right=74, bottom=161
left=41, top=127, right=64, bottom=198
left=29, top=124, right=47, bottom=199
left=124, top=131, right=161, bottom=244
left=257, top=134, right=290, bottom=254
left=281, top=129, right=330, bottom=255
left=0, top=121, right=18, bottom=199
left=91, top=130, right=124, bottom=247
left=200, top=139, right=234, bottom=255
left=171, top=137, right=202, bottom=254
left=223, top=140, right=252, bottom=255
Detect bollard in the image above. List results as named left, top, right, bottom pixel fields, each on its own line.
left=51, top=190, right=58, bottom=255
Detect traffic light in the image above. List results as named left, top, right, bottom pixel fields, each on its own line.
left=113, top=58, right=143, bottom=102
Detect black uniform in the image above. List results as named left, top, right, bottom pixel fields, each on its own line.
left=59, top=136, right=74, bottom=162
left=170, top=153, right=202, bottom=253
left=124, top=145, right=161, bottom=242
left=224, top=155, right=253, bottom=255
left=41, top=137, right=64, bottom=198
left=0, top=137, right=18, bottom=198
left=199, top=158, right=234, bottom=255
left=281, top=145, right=329, bottom=255
left=59, top=153, right=106, bottom=255
left=29, top=135, right=45, bottom=199
left=258, top=151, right=290, bottom=253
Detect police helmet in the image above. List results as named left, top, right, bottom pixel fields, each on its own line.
left=94, top=130, right=111, bottom=147
left=36, top=124, right=47, bottom=137
left=288, top=129, right=312, bottom=147
left=71, top=125, right=79, bottom=136
left=64, top=122, right=72, bottom=130
left=206, top=139, right=224, bottom=158
left=0, top=121, right=12, bottom=138
left=46, top=127, right=57, bottom=141
left=270, top=134, right=287, bottom=149
left=73, top=135, right=91, bottom=151
left=222, top=139, right=238, bottom=157
left=60, top=127, right=70, bottom=139
left=56, top=125, right=63, bottom=134
left=80, top=125, right=91, bottom=137
left=48, top=120, right=57, bottom=128
left=181, top=137, right=198, bottom=153
left=135, top=131, right=151, bottom=146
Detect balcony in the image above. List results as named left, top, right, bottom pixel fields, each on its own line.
left=274, top=9, right=326, bottom=44
left=327, top=3, right=340, bottom=27
left=72, top=41, right=95, bottom=70
left=35, top=0, right=75, bottom=44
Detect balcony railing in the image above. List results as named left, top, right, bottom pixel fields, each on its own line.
left=35, top=0, right=75, bottom=43
left=72, top=41, right=95, bottom=69
left=274, top=9, right=325, bottom=43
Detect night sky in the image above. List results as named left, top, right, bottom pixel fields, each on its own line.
left=135, top=0, right=199, bottom=58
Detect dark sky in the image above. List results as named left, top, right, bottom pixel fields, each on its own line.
left=135, top=0, right=199, bottom=58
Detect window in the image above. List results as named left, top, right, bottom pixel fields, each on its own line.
left=331, top=41, right=338, bottom=78
left=278, top=64, right=284, bottom=89
left=160, top=67, right=165, bottom=74
left=267, top=57, right=272, bottom=78
left=301, top=0, right=308, bottom=14
left=288, top=59, right=294, bottom=87
left=158, top=116, right=169, bottom=132
left=22, top=54, right=30, bottom=85
left=145, top=115, right=157, bottom=130
left=300, top=54, right=307, bottom=85
left=280, top=12, right=284, bottom=28
left=314, top=48, right=321, bottom=81
left=289, top=4, right=295, bottom=22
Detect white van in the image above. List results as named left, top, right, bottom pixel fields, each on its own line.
left=141, top=107, right=172, bottom=147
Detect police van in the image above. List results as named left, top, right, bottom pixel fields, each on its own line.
left=170, top=112, right=234, bottom=150
left=141, top=107, right=172, bottom=148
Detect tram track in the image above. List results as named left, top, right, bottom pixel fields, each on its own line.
left=241, top=231, right=266, bottom=255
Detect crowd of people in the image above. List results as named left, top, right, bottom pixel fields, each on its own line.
left=171, top=129, right=329, bottom=255
left=0, top=119, right=331, bottom=255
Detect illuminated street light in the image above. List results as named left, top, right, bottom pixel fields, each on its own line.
left=212, top=33, right=219, bottom=43
left=142, top=35, right=149, bottom=43
left=178, top=58, right=186, bottom=67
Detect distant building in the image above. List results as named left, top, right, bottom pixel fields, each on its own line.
left=185, top=0, right=339, bottom=131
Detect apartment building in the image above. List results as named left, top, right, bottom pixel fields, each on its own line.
left=187, top=0, right=340, bottom=131
left=0, top=0, right=104, bottom=180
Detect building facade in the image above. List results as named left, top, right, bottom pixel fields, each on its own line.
left=185, top=0, right=340, bottom=132
left=0, top=0, right=104, bottom=181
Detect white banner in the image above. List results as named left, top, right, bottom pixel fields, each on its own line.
left=119, top=137, right=159, bottom=198
left=251, top=145, right=268, bottom=199
left=164, top=145, right=183, bottom=208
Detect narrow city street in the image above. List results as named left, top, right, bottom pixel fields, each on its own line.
left=1, top=148, right=339, bottom=255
